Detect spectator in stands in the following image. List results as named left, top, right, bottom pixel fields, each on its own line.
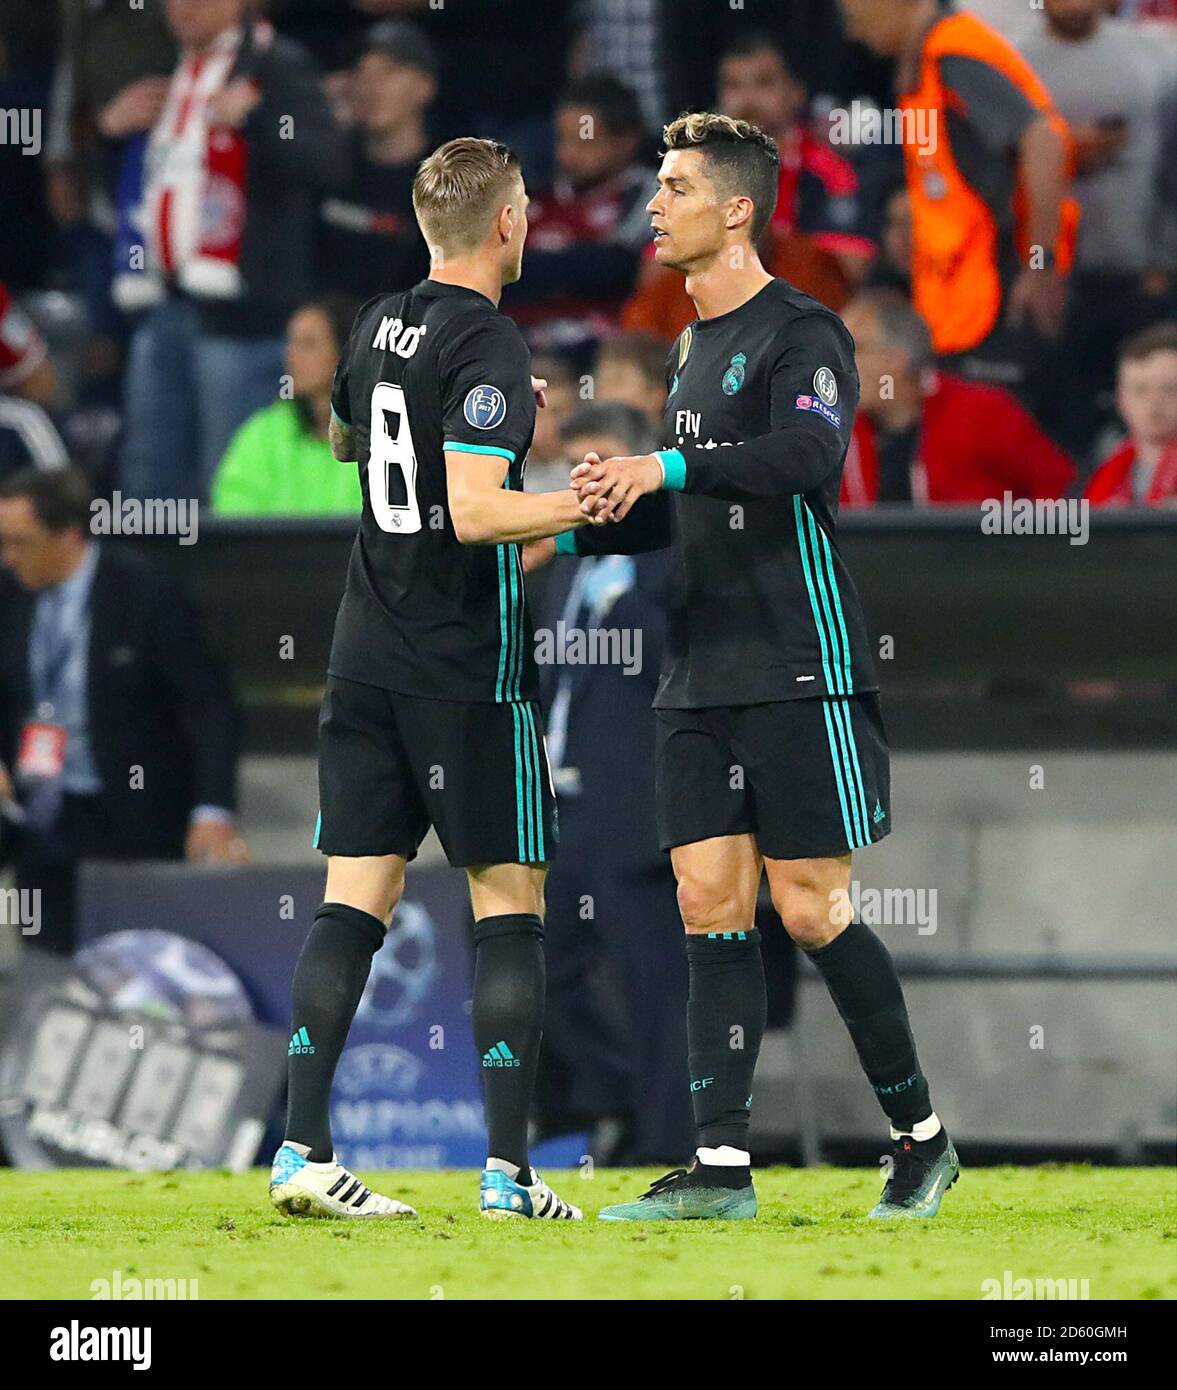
left=279, top=0, right=573, bottom=176
left=655, top=0, right=892, bottom=123
left=212, top=296, right=362, bottom=517
left=841, top=288, right=1075, bottom=505
left=117, top=0, right=348, bottom=503
left=839, top=0, right=1080, bottom=418
left=0, top=283, right=67, bottom=482
left=1021, top=0, right=1175, bottom=459
left=44, top=1, right=177, bottom=407
left=1085, top=323, right=1177, bottom=505
left=621, top=32, right=876, bottom=343
left=529, top=401, right=692, bottom=1166
left=721, top=31, right=876, bottom=286
left=594, top=332, right=667, bottom=429
left=270, top=0, right=431, bottom=72
left=47, top=1, right=175, bottom=199
left=523, top=353, right=579, bottom=495
left=864, top=184, right=914, bottom=297
left=0, top=467, right=244, bottom=955
left=317, top=20, right=435, bottom=302
left=504, top=76, right=651, bottom=363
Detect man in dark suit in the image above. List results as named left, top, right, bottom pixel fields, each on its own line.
left=0, top=466, right=243, bottom=954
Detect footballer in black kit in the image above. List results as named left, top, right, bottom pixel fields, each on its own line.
left=653, top=275, right=891, bottom=860
left=274, top=138, right=587, bottom=1225
left=574, top=112, right=956, bottom=1224
left=319, top=279, right=556, bottom=867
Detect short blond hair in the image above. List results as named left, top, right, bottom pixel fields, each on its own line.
left=412, top=137, right=521, bottom=256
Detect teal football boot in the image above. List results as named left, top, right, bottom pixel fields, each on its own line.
left=598, top=1164, right=757, bottom=1221
left=869, top=1132, right=960, bottom=1219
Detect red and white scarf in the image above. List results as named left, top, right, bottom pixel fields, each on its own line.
left=136, top=25, right=269, bottom=304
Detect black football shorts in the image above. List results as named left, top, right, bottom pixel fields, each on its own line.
left=315, top=675, right=557, bottom=867
left=655, top=694, right=891, bottom=860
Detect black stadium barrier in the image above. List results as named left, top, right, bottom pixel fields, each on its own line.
left=124, top=508, right=1177, bottom=754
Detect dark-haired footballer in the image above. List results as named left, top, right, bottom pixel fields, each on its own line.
left=564, top=113, right=959, bottom=1220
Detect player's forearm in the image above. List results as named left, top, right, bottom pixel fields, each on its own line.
left=452, top=488, right=588, bottom=545
left=660, top=433, right=840, bottom=501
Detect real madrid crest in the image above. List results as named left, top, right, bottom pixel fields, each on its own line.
left=722, top=352, right=747, bottom=396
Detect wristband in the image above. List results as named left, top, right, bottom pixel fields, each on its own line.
left=655, top=448, right=687, bottom=491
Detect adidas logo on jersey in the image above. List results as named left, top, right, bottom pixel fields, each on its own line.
left=482, top=1040, right=520, bottom=1068
left=289, top=1026, right=316, bottom=1056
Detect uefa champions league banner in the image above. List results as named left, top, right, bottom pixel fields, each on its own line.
left=0, top=862, right=501, bottom=1170
left=0, top=936, right=287, bottom=1170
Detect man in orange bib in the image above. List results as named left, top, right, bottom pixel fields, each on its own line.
left=839, top=0, right=1080, bottom=408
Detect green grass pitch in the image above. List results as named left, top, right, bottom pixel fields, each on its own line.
left=1, top=1166, right=1173, bottom=1300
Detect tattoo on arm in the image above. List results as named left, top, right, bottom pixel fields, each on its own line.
left=329, top=414, right=356, bottom=462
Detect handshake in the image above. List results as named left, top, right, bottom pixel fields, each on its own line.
left=568, top=450, right=665, bottom=526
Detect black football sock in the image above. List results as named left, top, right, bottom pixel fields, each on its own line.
left=907, top=1129, right=948, bottom=1158
left=284, top=902, right=386, bottom=1162
left=686, top=929, right=767, bottom=1152
left=472, top=913, right=545, bottom=1172
left=689, top=1159, right=753, bottom=1190
left=805, top=919, right=933, bottom=1130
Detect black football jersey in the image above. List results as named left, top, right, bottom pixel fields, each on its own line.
left=328, top=280, right=538, bottom=702
left=654, top=277, right=880, bottom=709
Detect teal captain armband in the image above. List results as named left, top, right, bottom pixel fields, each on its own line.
left=555, top=531, right=578, bottom=555
left=444, top=440, right=517, bottom=462
left=655, top=448, right=687, bottom=491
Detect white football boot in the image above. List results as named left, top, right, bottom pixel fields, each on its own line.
left=269, top=1142, right=417, bottom=1219
left=480, top=1165, right=583, bottom=1220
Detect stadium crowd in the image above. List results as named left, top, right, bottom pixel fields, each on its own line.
left=0, top=0, right=1175, bottom=508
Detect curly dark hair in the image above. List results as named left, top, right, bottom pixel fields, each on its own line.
left=662, top=111, right=780, bottom=241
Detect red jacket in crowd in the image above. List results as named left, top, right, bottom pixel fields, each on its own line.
left=1083, top=439, right=1177, bottom=507
left=841, top=371, right=1076, bottom=506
